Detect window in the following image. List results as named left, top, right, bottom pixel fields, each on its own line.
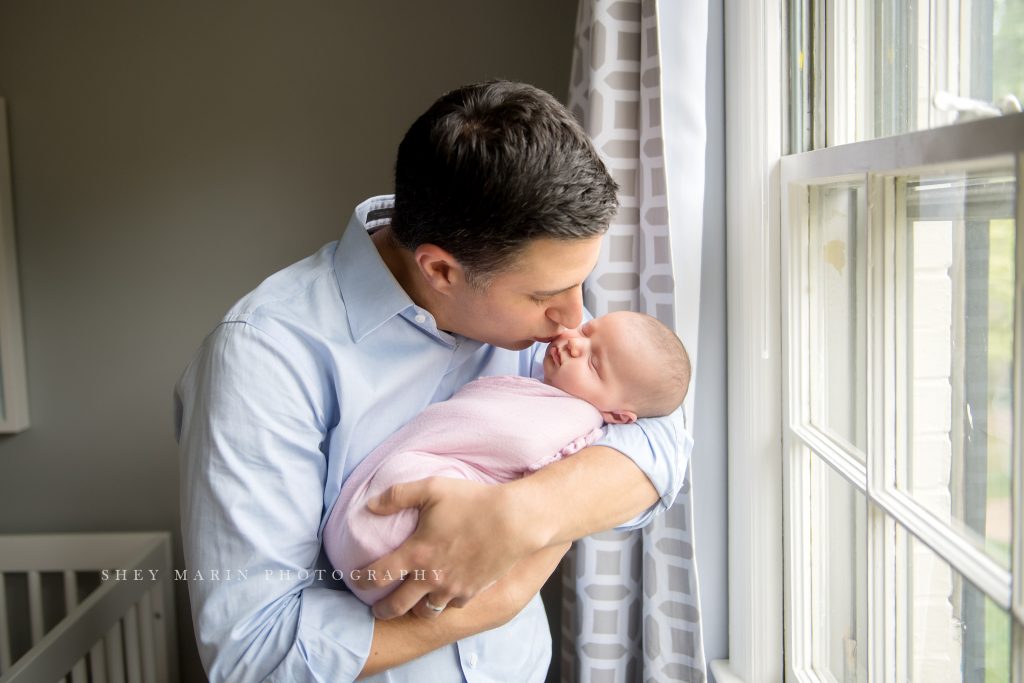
left=782, top=1, right=1022, bottom=681
left=790, top=0, right=1024, bottom=148
left=716, top=1, right=1023, bottom=682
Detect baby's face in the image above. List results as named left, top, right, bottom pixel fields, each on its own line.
left=542, top=312, right=647, bottom=424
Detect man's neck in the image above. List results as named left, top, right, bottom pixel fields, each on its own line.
left=371, top=227, right=448, bottom=326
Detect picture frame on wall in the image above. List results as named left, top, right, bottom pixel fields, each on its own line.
left=0, top=98, right=29, bottom=432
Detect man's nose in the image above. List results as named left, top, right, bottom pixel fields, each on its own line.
left=546, top=293, right=584, bottom=330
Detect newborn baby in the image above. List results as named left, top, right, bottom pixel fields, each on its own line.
left=323, top=310, right=690, bottom=604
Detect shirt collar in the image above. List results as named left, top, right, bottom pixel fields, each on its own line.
left=334, top=195, right=415, bottom=342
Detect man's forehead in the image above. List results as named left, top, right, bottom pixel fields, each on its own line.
left=509, top=235, right=603, bottom=285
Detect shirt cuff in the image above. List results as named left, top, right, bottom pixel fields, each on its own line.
left=268, top=586, right=375, bottom=682
left=594, top=406, right=694, bottom=530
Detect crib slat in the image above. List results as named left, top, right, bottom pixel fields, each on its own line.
left=137, top=591, right=156, bottom=683
left=62, top=571, right=77, bottom=612
left=123, top=605, right=142, bottom=683
left=104, top=620, right=126, bottom=683
left=27, top=571, right=44, bottom=645
left=149, top=582, right=168, bottom=683
left=0, top=572, right=11, bottom=671
left=68, top=658, right=88, bottom=683
left=89, top=641, right=108, bottom=683
left=62, top=571, right=88, bottom=683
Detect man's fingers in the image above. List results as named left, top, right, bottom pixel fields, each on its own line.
left=446, top=596, right=469, bottom=609
left=372, top=576, right=430, bottom=620
left=367, top=478, right=433, bottom=515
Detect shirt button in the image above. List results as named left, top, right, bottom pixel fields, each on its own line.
left=467, top=653, right=478, bottom=668
left=414, top=313, right=426, bottom=324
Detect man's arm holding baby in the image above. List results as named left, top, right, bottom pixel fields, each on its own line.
left=359, top=407, right=689, bottom=618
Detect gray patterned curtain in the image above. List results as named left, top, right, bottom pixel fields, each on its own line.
left=561, top=1, right=708, bottom=681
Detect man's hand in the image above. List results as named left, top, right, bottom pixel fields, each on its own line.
left=352, top=476, right=543, bottom=620
left=357, top=540, right=570, bottom=678
left=355, top=444, right=660, bottom=621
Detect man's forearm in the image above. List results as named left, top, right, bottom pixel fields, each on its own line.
left=358, top=614, right=465, bottom=678
left=503, top=445, right=659, bottom=550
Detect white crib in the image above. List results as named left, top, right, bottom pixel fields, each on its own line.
left=0, top=532, right=178, bottom=683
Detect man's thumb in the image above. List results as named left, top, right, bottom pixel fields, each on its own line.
left=367, top=480, right=426, bottom=515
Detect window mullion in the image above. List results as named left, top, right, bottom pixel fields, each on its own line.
left=866, top=170, right=890, bottom=682
left=783, top=442, right=810, bottom=682
left=869, top=485, right=1012, bottom=606
left=811, top=0, right=826, bottom=151
left=783, top=165, right=813, bottom=682
left=789, top=0, right=812, bottom=153
left=1004, top=150, right=1024, bottom=683
left=792, top=425, right=865, bottom=485
left=1013, top=151, right=1024, bottom=635
left=1015, top=624, right=1024, bottom=683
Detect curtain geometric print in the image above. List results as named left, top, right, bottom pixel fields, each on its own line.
left=561, top=1, right=707, bottom=681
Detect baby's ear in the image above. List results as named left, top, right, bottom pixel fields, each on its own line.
left=602, top=409, right=637, bottom=424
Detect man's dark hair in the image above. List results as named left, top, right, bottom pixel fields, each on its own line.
left=391, top=80, right=619, bottom=285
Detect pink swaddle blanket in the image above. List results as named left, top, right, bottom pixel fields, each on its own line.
left=323, top=375, right=605, bottom=604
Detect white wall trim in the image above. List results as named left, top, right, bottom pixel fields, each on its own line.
left=723, top=0, right=786, bottom=681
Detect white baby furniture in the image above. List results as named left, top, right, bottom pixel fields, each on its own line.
left=0, top=532, right=177, bottom=683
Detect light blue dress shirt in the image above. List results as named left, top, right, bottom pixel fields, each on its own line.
left=175, top=196, right=693, bottom=682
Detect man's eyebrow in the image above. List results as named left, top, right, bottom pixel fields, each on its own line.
left=531, top=283, right=580, bottom=297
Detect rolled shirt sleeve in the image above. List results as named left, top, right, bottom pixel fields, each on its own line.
left=595, top=407, right=693, bottom=530
left=176, top=321, right=373, bottom=681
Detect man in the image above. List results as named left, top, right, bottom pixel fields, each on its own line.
left=175, top=80, right=691, bottom=681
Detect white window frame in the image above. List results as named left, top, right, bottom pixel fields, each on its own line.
left=0, top=99, right=29, bottom=434
left=717, top=1, right=1024, bottom=681
left=782, top=114, right=1023, bottom=683
left=714, top=2, right=786, bottom=682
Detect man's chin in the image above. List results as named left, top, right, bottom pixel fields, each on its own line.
left=494, top=339, right=539, bottom=351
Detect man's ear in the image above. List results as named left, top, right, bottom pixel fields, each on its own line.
left=413, top=244, right=465, bottom=294
left=601, top=409, right=637, bottom=424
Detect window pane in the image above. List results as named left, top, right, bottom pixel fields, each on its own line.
left=895, top=161, right=1016, bottom=568
left=818, top=0, right=1024, bottom=145
left=993, top=0, right=1024, bottom=112
left=897, top=526, right=1012, bottom=682
left=808, top=181, right=867, bottom=456
left=810, top=457, right=868, bottom=682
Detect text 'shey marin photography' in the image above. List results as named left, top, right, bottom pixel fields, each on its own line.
left=100, top=568, right=445, bottom=583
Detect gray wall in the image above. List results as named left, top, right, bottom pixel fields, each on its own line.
left=0, top=3, right=577, bottom=680
left=0, top=2, right=728, bottom=681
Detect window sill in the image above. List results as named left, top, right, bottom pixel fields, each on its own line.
left=710, top=659, right=747, bottom=683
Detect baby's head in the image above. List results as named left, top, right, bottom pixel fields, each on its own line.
left=542, top=311, right=690, bottom=424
